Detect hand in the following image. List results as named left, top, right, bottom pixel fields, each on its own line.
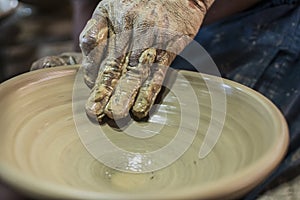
left=30, top=52, right=82, bottom=71
left=80, top=0, right=214, bottom=121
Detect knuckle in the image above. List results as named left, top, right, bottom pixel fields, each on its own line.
left=30, top=56, right=66, bottom=71
left=139, top=48, right=156, bottom=63
left=79, top=19, right=99, bottom=55
left=80, top=35, right=97, bottom=55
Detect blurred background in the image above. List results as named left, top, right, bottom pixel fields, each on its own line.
left=0, top=0, right=74, bottom=83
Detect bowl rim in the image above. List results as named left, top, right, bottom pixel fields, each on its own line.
left=0, top=66, right=289, bottom=199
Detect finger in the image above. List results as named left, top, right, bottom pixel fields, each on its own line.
left=59, top=52, right=82, bottom=65
left=104, top=48, right=157, bottom=119
left=85, top=56, right=126, bottom=121
left=132, top=34, right=192, bottom=119
left=79, top=5, right=109, bottom=88
left=30, top=56, right=67, bottom=71
left=131, top=33, right=192, bottom=119
left=85, top=29, right=132, bottom=121
left=82, top=43, right=108, bottom=88
left=81, top=19, right=108, bottom=88
left=132, top=50, right=176, bottom=119
left=79, top=5, right=108, bottom=56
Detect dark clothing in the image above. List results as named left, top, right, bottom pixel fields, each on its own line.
left=172, top=0, right=300, bottom=198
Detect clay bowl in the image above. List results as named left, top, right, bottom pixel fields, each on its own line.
left=0, top=66, right=288, bottom=199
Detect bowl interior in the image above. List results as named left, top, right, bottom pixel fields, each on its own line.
left=0, top=66, right=288, bottom=199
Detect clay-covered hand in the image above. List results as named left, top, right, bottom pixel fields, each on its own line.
left=80, top=0, right=214, bottom=121
left=30, top=52, right=82, bottom=71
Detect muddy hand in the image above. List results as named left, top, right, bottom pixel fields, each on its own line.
left=80, top=0, right=214, bottom=121
left=30, top=52, right=82, bottom=71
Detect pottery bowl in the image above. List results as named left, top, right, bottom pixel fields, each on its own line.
left=0, top=66, right=288, bottom=199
